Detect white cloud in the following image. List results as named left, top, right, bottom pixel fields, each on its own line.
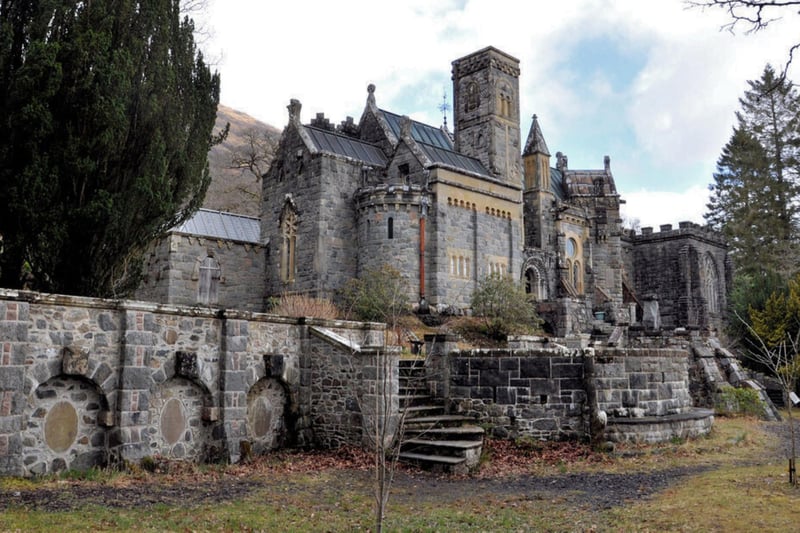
left=621, top=185, right=710, bottom=229
left=197, top=0, right=800, bottom=204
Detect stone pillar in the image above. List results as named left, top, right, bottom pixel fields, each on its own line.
left=220, top=317, right=250, bottom=463
left=358, top=346, right=400, bottom=450
left=424, top=334, right=459, bottom=402
left=0, top=300, right=29, bottom=475
left=112, top=307, right=157, bottom=463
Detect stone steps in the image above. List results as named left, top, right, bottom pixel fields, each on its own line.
left=397, top=358, right=483, bottom=473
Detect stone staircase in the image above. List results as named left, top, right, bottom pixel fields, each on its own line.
left=397, top=358, right=484, bottom=474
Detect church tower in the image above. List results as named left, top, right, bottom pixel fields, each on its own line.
left=451, top=47, right=522, bottom=185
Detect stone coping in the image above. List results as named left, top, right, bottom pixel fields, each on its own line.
left=0, top=288, right=385, bottom=331
left=607, top=408, right=714, bottom=425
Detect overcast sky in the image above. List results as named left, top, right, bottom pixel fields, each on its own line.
left=197, top=0, right=798, bottom=229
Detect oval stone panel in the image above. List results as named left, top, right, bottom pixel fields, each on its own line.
left=44, top=401, right=78, bottom=453
left=161, top=398, right=186, bottom=445
left=251, top=397, right=273, bottom=438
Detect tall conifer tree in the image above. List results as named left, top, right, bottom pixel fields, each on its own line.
left=0, top=0, right=221, bottom=296
left=705, top=65, right=800, bottom=277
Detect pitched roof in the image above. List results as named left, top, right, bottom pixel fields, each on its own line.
left=523, top=114, right=550, bottom=157
left=417, top=142, right=490, bottom=177
left=380, top=109, right=454, bottom=150
left=305, top=126, right=388, bottom=167
left=174, top=209, right=261, bottom=244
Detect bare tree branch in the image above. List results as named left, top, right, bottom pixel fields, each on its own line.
left=229, top=128, right=278, bottom=181
left=687, top=0, right=800, bottom=81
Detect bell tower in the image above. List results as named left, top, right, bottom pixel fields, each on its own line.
left=451, top=47, right=522, bottom=185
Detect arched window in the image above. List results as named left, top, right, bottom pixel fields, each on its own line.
left=498, top=83, right=513, bottom=118
left=280, top=205, right=297, bottom=282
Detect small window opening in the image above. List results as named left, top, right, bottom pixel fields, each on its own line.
left=388, top=217, right=394, bottom=239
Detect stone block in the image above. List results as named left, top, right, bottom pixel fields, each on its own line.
left=471, top=358, right=499, bottom=371
left=480, top=370, right=509, bottom=387
left=175, top=351, right=199, bottom=379
left=472, top=386, right=494, bottom=399
left=500, top=358, right=520, bottom=372
left=0, top=367, right=24, bottom=390
left=202, top=407, right=220, bottom=421
left=121, top=367, right=152, bottom=390
left=62, top=346, right=90, bottom=376
left=629, top=373, right=648, bottom=389
left=552, top=363, right=582, bottom=378
left=264, top=354, right=285, bottom=377
left=529, top=378, right=558, bottom=395
left=496, top=387, right=517, bottom=405
left=520, top=357, right=550, bottom=378
left=97, top=410, right=115, bottom=427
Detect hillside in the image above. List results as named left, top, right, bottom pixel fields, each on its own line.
left=203, top=104, right=282, bottom=217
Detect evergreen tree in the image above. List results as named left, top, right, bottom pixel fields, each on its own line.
left=738, top=65, right=800, bottom=246
left=705, top=65, right=800, bottom=278
left=706, top=126, right=774, bottom=272
left=0, top=0, right=222, bottom=297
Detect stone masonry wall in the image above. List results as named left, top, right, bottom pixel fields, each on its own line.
left=424, top=335, right=699, bottom=441
left=593, top=348, right=693, bottom=416
left=0, top=290, right=390, bottom=477
left=136, top=233, right=266, bottom=312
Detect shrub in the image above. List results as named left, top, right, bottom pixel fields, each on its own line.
left=268, top=293, right=340, bottom=319
left=715, top=386, right=766, bottom=417
left=470, top=273, right=541, bottom=340
left=339, top=265, right=410, bottom=324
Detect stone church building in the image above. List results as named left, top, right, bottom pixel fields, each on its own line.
left=139, top=46, right=730, bottom=336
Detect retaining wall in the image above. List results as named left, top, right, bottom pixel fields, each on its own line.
left=0, top=290, right=392, bottom=477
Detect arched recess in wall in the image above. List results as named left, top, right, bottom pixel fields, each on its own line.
left=701, top=253, right=719, bottom=314
left=148, top=377, right=213, bottom=461
left=246, top=377, right=289, bottom=455
left=22, top=375, right=110, bottom=476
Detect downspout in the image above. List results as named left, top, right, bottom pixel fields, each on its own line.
left=419, top=194, right=430, bottom=307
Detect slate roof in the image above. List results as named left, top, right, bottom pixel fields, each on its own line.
left=417, top=142, right=490, bottom=177
left=551, top=168, right=567, bottom=200
left=174, top=209, right=261, bottom=244
left=380, top=109, right=454, bottom=150
left=564, top=169, right=618, bottom=196
left=305, top=126, right=388, bottom=167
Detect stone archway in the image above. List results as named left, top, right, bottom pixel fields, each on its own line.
left=148, top=377, right=211, bottom=461
left=22, top=376, right=109, bottom=475
left=246, top=378, right=288, bottom=455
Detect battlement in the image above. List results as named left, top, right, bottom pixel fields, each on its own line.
left=624, top=221, right=726, bottom=246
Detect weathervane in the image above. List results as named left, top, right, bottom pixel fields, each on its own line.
left=438, top=88, right=451, bottom=130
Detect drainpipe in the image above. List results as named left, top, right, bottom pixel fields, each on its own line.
left=419, top=194, right=430, bottom=308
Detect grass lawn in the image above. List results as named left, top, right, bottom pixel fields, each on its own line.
left=1, top=415, right=798, bottom=532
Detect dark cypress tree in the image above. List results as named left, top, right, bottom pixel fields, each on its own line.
left=0, top=0, right=222, bottom=296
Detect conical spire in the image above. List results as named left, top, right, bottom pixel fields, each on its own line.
left=523, top=114, right=550, bottom=157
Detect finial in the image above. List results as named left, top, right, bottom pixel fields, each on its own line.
left=287, top=99, right=302, bottom=122
left=367, top=83, right=376, bottom=106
